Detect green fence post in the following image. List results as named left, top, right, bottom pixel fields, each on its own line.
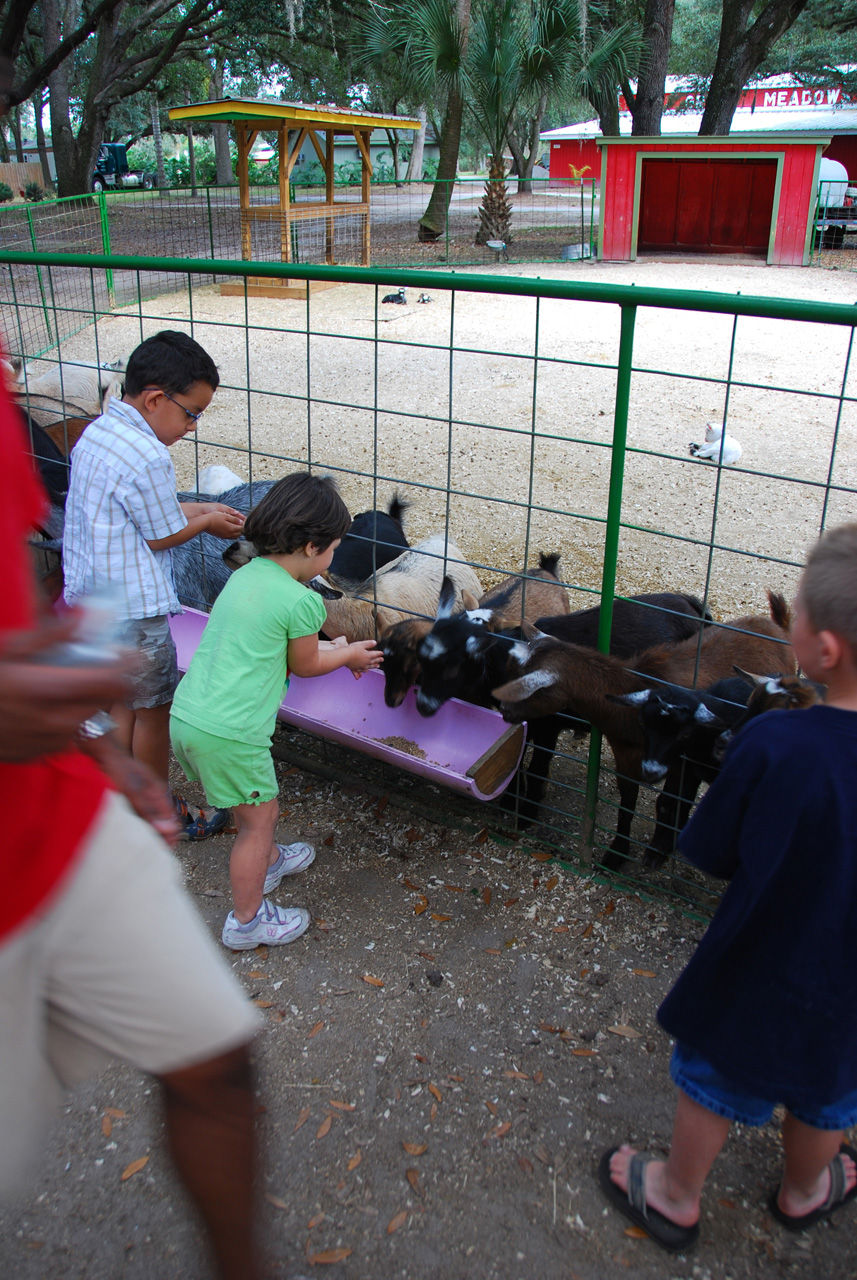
left=582, top=301, right=637, bottom=859
left=97, top=189, right=114, bottom=307
left=25, top=203, right=53, bottom=347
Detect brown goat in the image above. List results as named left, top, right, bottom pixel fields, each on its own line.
left=492, top=591, right=795, bottom=870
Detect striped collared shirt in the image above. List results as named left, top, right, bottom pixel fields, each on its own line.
left=63, top=398, right=188, bottom=619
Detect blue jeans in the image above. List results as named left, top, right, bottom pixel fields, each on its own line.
left=670, top=1042, right=857, bottom=1130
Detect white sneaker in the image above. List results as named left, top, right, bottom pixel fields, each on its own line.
left=222, top=899, right=311, bottom=950
left=263, top=842, right=316, bottom=893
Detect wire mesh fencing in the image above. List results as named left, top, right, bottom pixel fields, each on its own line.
left=3, top=250, right=855, bottom=915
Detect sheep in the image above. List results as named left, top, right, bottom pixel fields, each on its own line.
left=195, top=463, right=246, bottom=495
left=492, top=591, right=795, bottom=870
left=13, top=357, right=126, bottom=429
left=328, top=494, right=410, bottom=590
left=317, top=535, right=483, bottom=643
left=690, top=422, right=742, bottom=465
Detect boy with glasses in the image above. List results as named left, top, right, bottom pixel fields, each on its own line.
left=64, top=329, right=245, bottom=835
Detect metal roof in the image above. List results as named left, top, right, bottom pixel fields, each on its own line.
left=168, top=98, right=421, bottom=132
left=542, top=107, right=857, bottom=141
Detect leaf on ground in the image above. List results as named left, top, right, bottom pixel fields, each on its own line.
left=552, top=924, right=570, bottom=933
left=414, top=896, right=428, bottom=916
left=315, top=920, right=333, bottom=932
left=403, top=878, right=422, bottom=891
left=308, top=1246, right=353, bottom=1264
left=308, top=1212, right=326, bottom=1229
left=362, top=975, right=384, bottom=987
left=405, top=828, right=422, bottom=843
left=579, top=968, right=590, bottom=979
left=387, top=1209, right=408, bottom=1234
left=428, top=1083, right=442, bottom=1102
left=530, top=851, right=552, bottom=861
left=329, top=1100, right=355, bottom=1111
left=572, top=1048, right=597, bottom=1057
left=504, top=1070, right=529, bottom=1080
left=247, top=970, right=267, bottom=979
left=545, top=875, right=559, bottom=891
left=375, top=794, right=390, bottom=817
left=448, top=1074, right=464, bottom=1082
left=252, top=999, right=274, bottom=1008
left=402, top=1142, right=427, bottom=1155
left=533, top=1070, right=544, bottom=1085
left=103, top=1107, right=126, bottom=1119
left=101, top=1115, right=112, bottom=1138
left=601, top=899, right=616, bottom=916
left=415, top=1053, right=429, bottom=1063
left=294, top=1106, right=311, bottom=1132
left=307, top=1021, right=324, bottom=1039
left=484, top=948, right=501, bottom=955
left=405, top=1168, right=422, bottom=1196
left=518, top=1156, right=534, bottom=1174
left=347, top=1150, right=362, bottom=1172
left=445, top=883, right=465, bottom=891
left=503, top=938, right=519, bottom=949
left=323, top=833, right=335, bottom=847
left=504, top=898, right=519, bottom=907
left=430, top=1103, right=437, bottom=1122
left=718, top=1197, right=737, bottom=1209
left=120, top=1156, right=149, bottom=1181
left=535, top=1145, right=551, bottom=1165
left=265, top=1193, right=288, bottom=1210
left=582, top=923, right=594, bottom=938
left=316, top=1114, right=333, bottom=1139
left=430, top=913, right=451, bottom=922
left=632, top=969, right=656, bottom=978
left=475, top=828, right=489, bottom=844
left=608, top=1024, right=643, bottom=1039
left=482, top=887, right=492, bottom=906
left=485, top=1100, right=498, bottom=1116
left=417, top=950, right=435, bottom=960
left=487, top=1121, right=512, bottom=1139
left=540, top=1023, right=559, bottom=1033
left=624, top=1225, right=649, bottom=1239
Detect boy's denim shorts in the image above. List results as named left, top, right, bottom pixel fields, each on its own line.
left=670, top=1041, right=857, bottom=1130
left=116, top=614, right=179, bottom=709
left=170, top=717, right=278, bottom=809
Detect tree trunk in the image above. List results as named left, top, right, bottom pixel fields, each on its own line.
left=151, top=95, right=167, bottom=189
left=34, top=85, right=53, bottom=189
left=210, top=57, right=233, bottom=184
left=590, top=81, right=620, bottom=136
left=404, top=105, right=426, bottom=181
left=45, top=0, right=105, bottom=196
left=418, top=0, right=471, bottom=242
left=699, top=0, right=810, bottom=135
left=0, top=124, right=9, bottom=163
left=383, top=127, right=401, bottom=185
left=630, top=0, right=675, bottom=135
left=475, top=153, right=513, bottom=245
left=509, top=93, right=547, bottom=194
left=10, top=105, right=24, bottom=161
left=418, top=87, right=465, bottom=241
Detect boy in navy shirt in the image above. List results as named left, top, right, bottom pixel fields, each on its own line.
left=599, top=522, right=857, bottom=1251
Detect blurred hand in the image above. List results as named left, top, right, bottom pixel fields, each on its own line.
left=0, top=617, right=128, bottom=762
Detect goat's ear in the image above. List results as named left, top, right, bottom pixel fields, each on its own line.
left=222, top=538, right=257, bottom=571
left=608, top=689, right=653, bottom=706
left=733, top=665, right=766, bottom=686
left=436, top=575, right=457, bottom=620
left=520, top=620, right=541, bottom=641
left=694, top=703, right=719, bottom=724
left=493, top=670, right=556, bottom=702
left=307, top=574, right=343, bottom=600
left=460, top=589, right=480, bottom=612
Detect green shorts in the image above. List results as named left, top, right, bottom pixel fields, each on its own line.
left=170, top=717, right=278, bottom=808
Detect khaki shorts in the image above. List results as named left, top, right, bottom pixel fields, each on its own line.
left=116, top=614, right=179, bottom=709
left=0, top=791, right=260, bottom=1202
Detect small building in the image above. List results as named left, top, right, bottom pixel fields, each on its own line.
left=597, top=133, right=829, bottom=266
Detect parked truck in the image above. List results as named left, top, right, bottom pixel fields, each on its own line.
left=814, top=157, right=856, bottom=250
left=92, top=143, right=156, bottom=192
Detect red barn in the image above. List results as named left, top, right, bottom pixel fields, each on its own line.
left=597, top=133, right=828, bottom=266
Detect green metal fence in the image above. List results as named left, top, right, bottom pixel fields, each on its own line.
left=0, top=176, right=597, bottom=282
left=3, top=249, right=856, bottom=915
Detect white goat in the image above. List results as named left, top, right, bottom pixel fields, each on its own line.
left=196, top=464, right=246, bottom=495
left=689, top=422, right=742, bottom=465
left=13, top=357, right=126, bottom=428
left=319, top=534, right=483, bottom=642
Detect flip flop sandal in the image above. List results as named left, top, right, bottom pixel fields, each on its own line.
left=768, top=1142, right=857, bottom=1232
left=598, top=1147, right=700, bottom=1253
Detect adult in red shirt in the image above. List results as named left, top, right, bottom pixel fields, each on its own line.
left=0, top=249, right=263, bottom=1280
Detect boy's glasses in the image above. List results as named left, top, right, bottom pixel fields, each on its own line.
left=143, top=388, right=205, bottom=422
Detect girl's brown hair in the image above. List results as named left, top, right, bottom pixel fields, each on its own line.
left=242, top=472, right=352, bottom=556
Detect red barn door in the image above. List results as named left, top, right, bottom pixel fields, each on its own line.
left=638, top=158, right=777, bottom=254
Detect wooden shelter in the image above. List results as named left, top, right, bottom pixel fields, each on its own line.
left=167, top=98, right=421, bottom=297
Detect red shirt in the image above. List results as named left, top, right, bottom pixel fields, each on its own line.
left=1, top=379, right=109, bottom=941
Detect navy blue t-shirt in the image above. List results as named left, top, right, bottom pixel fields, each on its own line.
left=658, top=704, right=857, bottom=1107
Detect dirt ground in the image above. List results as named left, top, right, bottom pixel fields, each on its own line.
left=2, top=259, right=857, bottom=1279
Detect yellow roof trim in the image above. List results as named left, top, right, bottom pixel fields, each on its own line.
left=168, top=98, right=421, bottom=132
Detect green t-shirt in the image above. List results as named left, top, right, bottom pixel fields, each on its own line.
left=171, top=556, right=327, bottom=746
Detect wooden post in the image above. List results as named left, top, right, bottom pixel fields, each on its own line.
left=358, top=129, right=372, bottom=265
left=325, top=128, right=335, bottom=264
left=279, top=124, right=291, bottom=264
left=237, top=124, right=252, bottom=260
